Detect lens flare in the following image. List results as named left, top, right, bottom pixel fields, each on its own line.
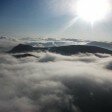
left=76, top=0, right=111, bottom=23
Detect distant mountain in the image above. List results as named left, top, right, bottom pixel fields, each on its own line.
left=9, top=44, right=47, bottom=53
left=24, top=38, right=88, bottom=47
left=49, top=45, right=112, bottom=55
left=0, top=36, right=8, bottom=39
left=9, top=44, right=35, bottom=53
left=87, top=41, right=112, bottom=51
left=9, top=44, right=112, bottom=55
left=0, top=36, right=18, bottom=41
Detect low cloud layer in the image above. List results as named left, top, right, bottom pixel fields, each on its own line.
left=0, top=52, right=112, bottom=112
left=0, top=38, right=20, bottom=53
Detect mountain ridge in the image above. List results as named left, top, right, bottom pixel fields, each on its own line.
left=9, top=44, right=112, bottom=55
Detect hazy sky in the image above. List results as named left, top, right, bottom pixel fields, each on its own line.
left=0, top=0, right=112, bottom=41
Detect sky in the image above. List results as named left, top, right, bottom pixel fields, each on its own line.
left=0, top=0, right=112, bottom=41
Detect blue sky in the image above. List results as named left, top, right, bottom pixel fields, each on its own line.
left=0, top=0, right=112, bottom=41
left=0, top=0, right=70, bottom=38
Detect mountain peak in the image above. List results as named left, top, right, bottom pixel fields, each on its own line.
left=9, top=44, right=34, bottom=53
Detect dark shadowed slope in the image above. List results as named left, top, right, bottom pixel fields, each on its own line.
left=9, top=44, right=112, bottom=55
left=49, top=45, right=112, bottom=55
left=9, top=44, right=47, bottom=53
left=87, top=41, right=112, bottom=51
left=9, top=44, right=36, bottom=53
left=12, top=53, right=39, bottom=58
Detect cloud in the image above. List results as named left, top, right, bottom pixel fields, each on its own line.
left=0, top=38, right=20, bottom=53
left=0, top=52, right=112, bottom=112
left=38, top=52, right=98, bottom=62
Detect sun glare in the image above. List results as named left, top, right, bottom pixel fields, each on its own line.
left=76, top=0, right=110, bottom=23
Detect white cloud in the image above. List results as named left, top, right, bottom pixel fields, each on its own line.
left=0, top=52, right=112, bottom=112
left=0, top=38, right=20, bottom=53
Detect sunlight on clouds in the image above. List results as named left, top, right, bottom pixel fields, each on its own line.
left=76, top=0, right=111, bottom=23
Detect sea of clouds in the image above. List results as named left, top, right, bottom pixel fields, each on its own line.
left=0, top=51, right=112, bottom=112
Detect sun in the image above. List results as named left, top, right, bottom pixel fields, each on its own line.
left=76, top=0, right=110, bottom=24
